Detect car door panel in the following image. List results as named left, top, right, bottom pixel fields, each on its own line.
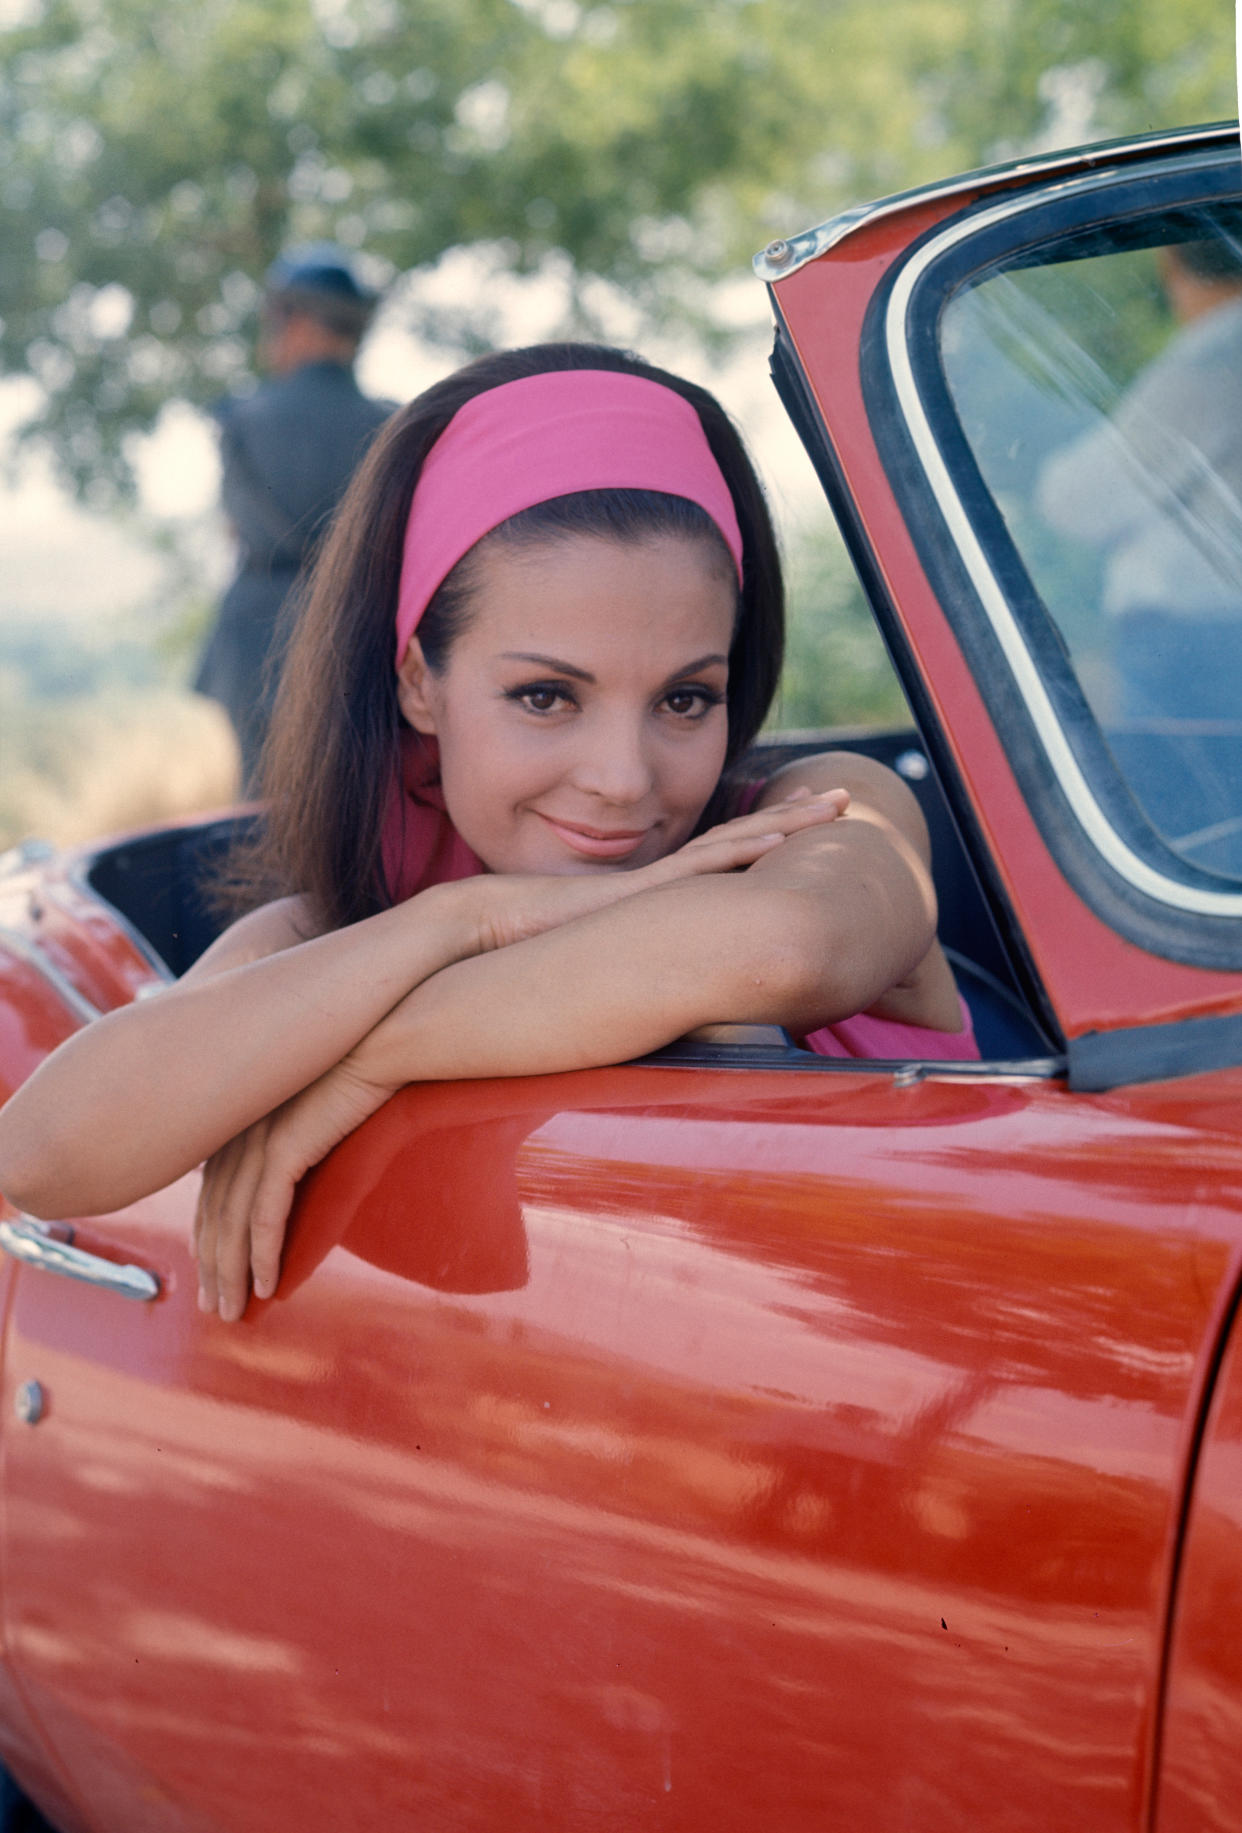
left=3, top=1067, right=1239, bottom=1830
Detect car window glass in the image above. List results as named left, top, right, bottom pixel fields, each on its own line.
left=940, top=208, right=1242, bottom=882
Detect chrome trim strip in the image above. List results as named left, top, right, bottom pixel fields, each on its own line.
left=752, top=125, right=1236, bottom=280
left=883, top=160, right=1242, bottom=919
left=0, top=924, right=100, bottom=1023
left=0, top=1218, right=161, bottom=1302
left=0, top=839, right=56, bottom=877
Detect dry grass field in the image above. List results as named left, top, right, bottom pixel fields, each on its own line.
left=1, top=688, right=240, bottom=853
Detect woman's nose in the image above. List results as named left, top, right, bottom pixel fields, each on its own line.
left=572, top=713, right=654, bottom=805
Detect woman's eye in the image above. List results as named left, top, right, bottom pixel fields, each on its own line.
left=511, top=685, right=572, bottom=714
left=664, top=687, right=721, bottom=719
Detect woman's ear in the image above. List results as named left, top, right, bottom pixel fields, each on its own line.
left=396, top=638, right=440, bottom=734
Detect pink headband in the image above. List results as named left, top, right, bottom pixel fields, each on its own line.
left=394, top=368, right=745, bottom=663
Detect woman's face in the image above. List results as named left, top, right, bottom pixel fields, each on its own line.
left=397, top=532, right=736, bottom=875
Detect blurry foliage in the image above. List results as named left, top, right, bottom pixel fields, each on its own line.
left=1, top=0, right=1236, bottom=502
left=0, top=0, right=1237, bottom=849
left=0, top=611, right=166, bottom=697
left=775, top=522, right=909, bottom=731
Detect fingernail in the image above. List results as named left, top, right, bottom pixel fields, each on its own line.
left=218, top=1296, right=240, bottom=1323
left=253, top=1276, right=273, bottom=1301
left=197, top=1286, right=213, bottom=1314
left=784, top=786, right=813, bottom=802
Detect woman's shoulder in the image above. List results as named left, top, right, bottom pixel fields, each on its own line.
left=181, top=895, right=319, bottom=984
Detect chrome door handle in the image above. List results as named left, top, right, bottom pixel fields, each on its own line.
left=0, top=1217, right=161, bottom=1302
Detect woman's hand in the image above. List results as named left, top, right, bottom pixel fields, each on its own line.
left=194, top=1056, right=396, bottom=1321
left=640, top=785, right=851, bottom=885
left=467, top=786, right=849, bottom=953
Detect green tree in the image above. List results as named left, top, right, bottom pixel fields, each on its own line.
left=776, top=523, right=909, bottom=731
left=1, top=0, right=1235, bottom=501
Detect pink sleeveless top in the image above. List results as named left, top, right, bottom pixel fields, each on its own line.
left=799, top=1005, right=977, bottom=1061
left=383, top=740, right=979, bottom=1062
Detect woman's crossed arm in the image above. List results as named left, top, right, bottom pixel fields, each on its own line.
left=195, top=755, right=954, bottom=1318
left=0, top=785, right=848, bottom=1228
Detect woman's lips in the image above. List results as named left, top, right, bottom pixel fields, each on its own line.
left=535, top=812, right=652, bottom=859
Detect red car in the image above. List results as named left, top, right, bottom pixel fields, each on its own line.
left=1, top=123, right=1241, bottom=1833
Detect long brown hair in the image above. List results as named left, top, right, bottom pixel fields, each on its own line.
left=219, top=342, right=785, bottom=932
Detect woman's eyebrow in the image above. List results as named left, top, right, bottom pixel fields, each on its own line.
left=666, top=653, right=729, bottom=680
left=501, top=652, right=595, bottom=682
left=500, top=650, right=729, bottom=684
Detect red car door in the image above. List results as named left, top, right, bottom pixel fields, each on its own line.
left=2, top=1061, right=1239, bottom=1833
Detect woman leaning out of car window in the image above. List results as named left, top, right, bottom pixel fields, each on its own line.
left=0, top=342, right=976, bottom=1322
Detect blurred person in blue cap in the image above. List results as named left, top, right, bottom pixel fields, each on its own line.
left=195, top=243, right=393, bottom=787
